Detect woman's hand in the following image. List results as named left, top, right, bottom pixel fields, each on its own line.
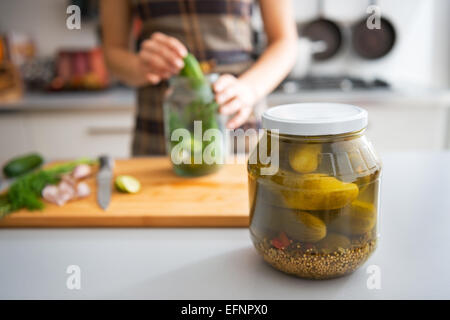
left=138, top=32, right=188, bottom=84
left=213, top=74, right=257, bottom=129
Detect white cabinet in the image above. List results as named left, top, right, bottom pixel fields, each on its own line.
left=0, top=113, right=34, bottom=162
left=0, top=89, right=136, bottom=164
left=0, top=109, right=134, bottom=163
left=358, top=102, right=448, bottom=153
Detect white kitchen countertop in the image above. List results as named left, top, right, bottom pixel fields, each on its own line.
left=268, top=87, right=450, bottom=107
left=0, top=87, right=136, bottom=112
left=1, top=86, right=450, bottom=112
left=0, top=152, right=449, bottom=299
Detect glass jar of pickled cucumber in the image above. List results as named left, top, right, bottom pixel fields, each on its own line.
left=163, top=74, right=226, bottom=177
left=248, top=103, right=381, bottom=279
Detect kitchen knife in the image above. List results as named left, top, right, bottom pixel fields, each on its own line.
left=97, top=155, right=114, bottom=210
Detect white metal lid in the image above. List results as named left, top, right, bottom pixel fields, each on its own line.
left=262, top=103, right=368, bottom=136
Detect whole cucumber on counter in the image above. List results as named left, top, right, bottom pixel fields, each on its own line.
left=3, top=153, right=44, bottom=178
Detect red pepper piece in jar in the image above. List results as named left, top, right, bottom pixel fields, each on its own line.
left=271, top=232, right=291, bottom=250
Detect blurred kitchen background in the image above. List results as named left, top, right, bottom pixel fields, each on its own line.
left=1, top=0, right=450, bottom=163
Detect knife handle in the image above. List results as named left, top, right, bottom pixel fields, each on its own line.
left=99, top=155, right=114, bottom=170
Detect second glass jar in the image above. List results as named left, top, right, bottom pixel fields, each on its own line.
left=163, top=74, right=226, bottom=177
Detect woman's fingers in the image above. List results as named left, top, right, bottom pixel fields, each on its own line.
left=214, top=75, right=240, bottom=107
left=138, top=48, right=174, bottom=75
left=216, top=84, right=238, bottom=105
left=219, top=97, right=241, bottom=115
left=213, top=74, right=236, bottom=93
left=139, top=32, right=188, bottom=83
left=214, top=74, right=256, bottom=128
left=146, top=73, right=161, bottom=84
left=227, top=106, right=252, bottom=129
left=141, top=41, right=184, bottom=72
left=151, top=32, right=188, bottom=59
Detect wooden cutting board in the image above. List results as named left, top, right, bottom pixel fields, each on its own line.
left=0, top=157, right=249, bottom=227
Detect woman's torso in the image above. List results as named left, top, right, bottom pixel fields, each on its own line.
left=130, top=0, right=261, bottom=155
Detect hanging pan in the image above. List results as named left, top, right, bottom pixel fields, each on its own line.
left=301, top=0, right=343, bottom=61
left=352, top=0, right=396, bottom=59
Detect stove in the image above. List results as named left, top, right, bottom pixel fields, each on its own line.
left=277, top=76, right=390, bottom=93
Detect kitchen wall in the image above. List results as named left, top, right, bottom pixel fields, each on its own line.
left=290, top=0, right=450, bottom=89
left=0, top=0, right=98, bottom=57
left=1, top=0, right=448, bottom=89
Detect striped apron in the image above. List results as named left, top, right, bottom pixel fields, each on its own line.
left=131, top=0, right=263, bottom=155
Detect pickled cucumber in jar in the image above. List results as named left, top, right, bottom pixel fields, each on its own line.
left=280, top=173, right=359, bottom=211
left=288, top=144, right=322, bottom=173
left=249, top=177, right=284, bottom=239
left=280, top=210, right=327, bottom=242
left=328, top=200, right=377, bottom=235
left=317, top=233, right=351, bottom=253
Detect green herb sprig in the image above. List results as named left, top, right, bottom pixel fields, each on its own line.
left=0, top=158, right=96, bottom=218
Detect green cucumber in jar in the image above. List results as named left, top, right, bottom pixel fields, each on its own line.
left=3, top=153, right=44, bottom=178
left=179, top=53, right=213, bottom=98
left=180, top=53, right=205, bottom=82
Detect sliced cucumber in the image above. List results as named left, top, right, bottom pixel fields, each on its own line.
left=115, top=175, right=141, bottom=194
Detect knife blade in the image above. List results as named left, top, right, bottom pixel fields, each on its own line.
left=97, top=155, right=114, bottom=210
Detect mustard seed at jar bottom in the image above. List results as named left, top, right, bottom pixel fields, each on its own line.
left=248, top=103, right=381, bottom=280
